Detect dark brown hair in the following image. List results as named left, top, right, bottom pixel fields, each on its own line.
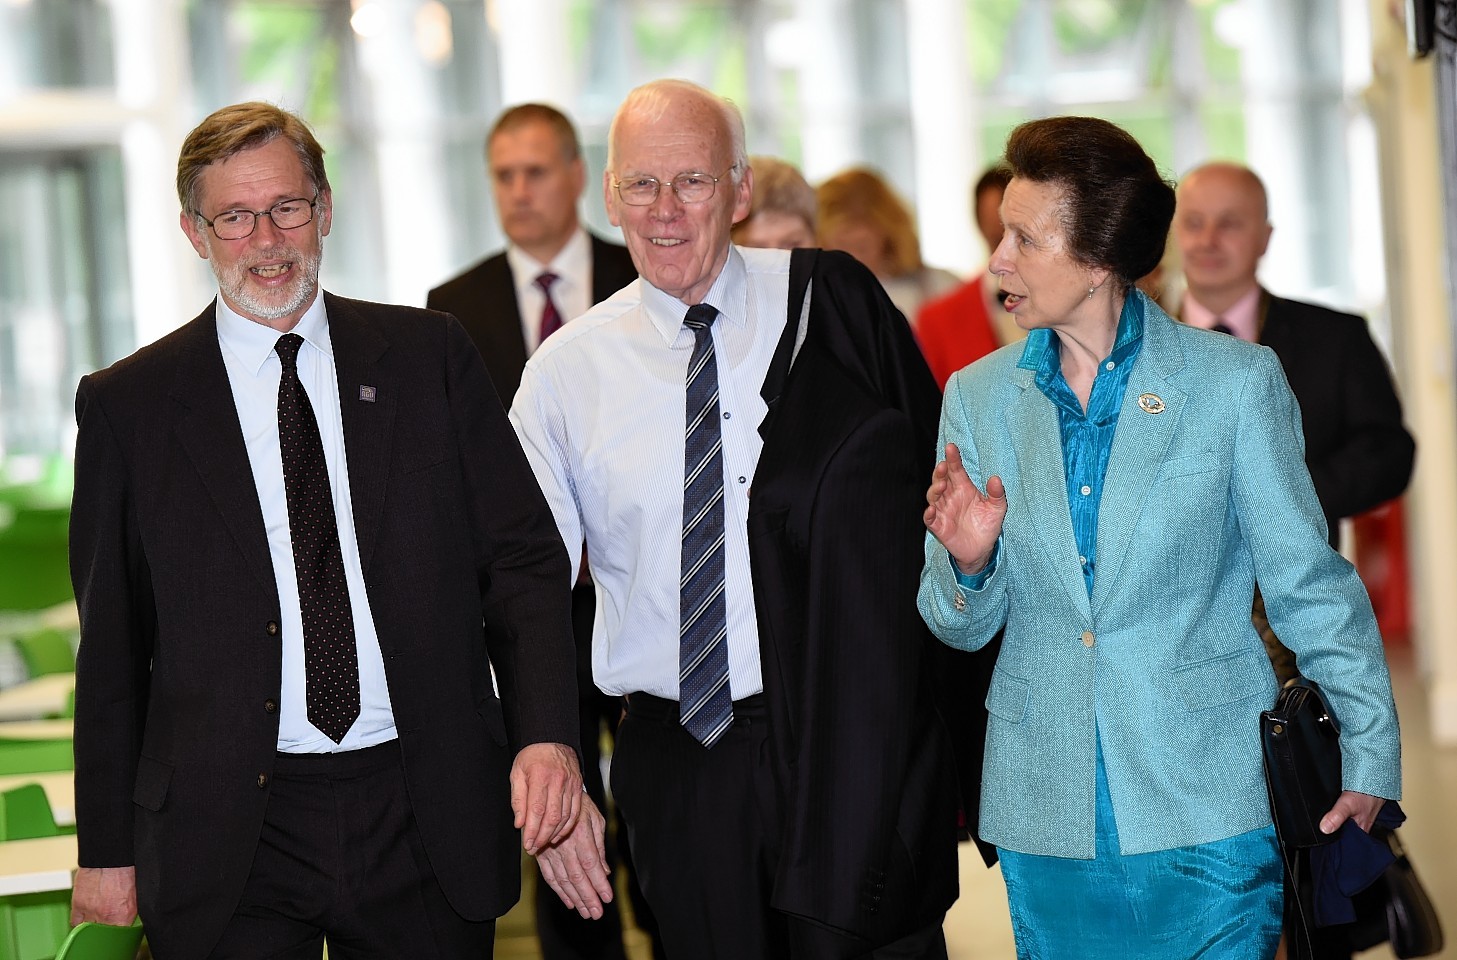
left=489, top=103, right=581, bottom=162
left=177, top=102, right=328, bottom=215
left=1004, top=116, right=1174, bottom=289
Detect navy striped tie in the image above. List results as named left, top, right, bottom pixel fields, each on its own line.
left=679, top=303, right=732, bottom=746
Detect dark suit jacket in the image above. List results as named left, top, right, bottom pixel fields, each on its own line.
left=747, top=250, right=964, bottom=953
left=1258, top=292, right=1414, bottom=545
left=69, top=294, right=578, bottom=959
left=426, top=233, right=637, bottom=405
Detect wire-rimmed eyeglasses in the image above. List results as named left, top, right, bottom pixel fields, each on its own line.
left=197, top=195, right=320, bottom=241
left=611, top=169, right=735, bottom=206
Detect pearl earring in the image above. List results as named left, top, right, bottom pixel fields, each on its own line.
left=1087, top=284, right=1095, bottom=300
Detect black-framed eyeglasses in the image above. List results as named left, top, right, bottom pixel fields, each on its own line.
left=611, top=169, right=734, bottom=206
left=198, top=195, right=319, bottom=241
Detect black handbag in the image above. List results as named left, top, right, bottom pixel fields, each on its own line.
left=1261, top=676, right=1342, bottom=848
left=1262, top=677, right=1445, bottom=960
left=1345, top=826, right=1446, bottom=958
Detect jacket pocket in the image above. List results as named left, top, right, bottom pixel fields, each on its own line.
left=985, top=668, right=1030, bottom=723
left=478, top=695, right=508, bottom=747
left=1158, top=451, right=1217, bottom=480
left=1170, top=648, right=1269, bottom=711
left=132, top=754, right=174, bottom=812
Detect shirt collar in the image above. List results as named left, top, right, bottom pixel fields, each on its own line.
left=506, top=227, right=590, bottom=287
left=1017, top=287, right=1147, bottom=375
left=215, top=289, right=332, bottom=376
left=1182, top=284, right=1261, bottom=342
left=642, top=245, right=749, bottom=345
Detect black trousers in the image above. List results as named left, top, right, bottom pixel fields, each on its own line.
left=207, top=740, right=495, bottom=960
left=611, top=693, right=947, bottom=960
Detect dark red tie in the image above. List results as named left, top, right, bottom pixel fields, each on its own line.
left=275, top=333, right=360, bottom=744
left=535, top=272, right=563, bottom=344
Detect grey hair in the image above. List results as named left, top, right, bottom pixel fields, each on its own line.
left=607, top=79, right=748, bottom=184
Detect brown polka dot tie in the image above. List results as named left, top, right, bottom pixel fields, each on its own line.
left=276, top=333, right=360, bottom=744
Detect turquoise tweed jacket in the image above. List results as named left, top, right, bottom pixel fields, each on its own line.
left=917, top=294, right=1401, bottom=859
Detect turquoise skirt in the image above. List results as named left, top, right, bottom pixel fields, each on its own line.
left=997, top=747, right=1282, bottom=959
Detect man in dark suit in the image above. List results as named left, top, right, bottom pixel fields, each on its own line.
left=68, top=102, right=608, bottom=959
left=509, top=79, right=961, bottom=959
left=1175, top=162, right=1414, bottom=548
left=1175, top=162, right=1415, bottom=958
left=427, top=104, right=637, bottom=405
left=427, top=103, right=648, bottom=960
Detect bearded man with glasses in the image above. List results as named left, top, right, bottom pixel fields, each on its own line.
left=68, top=101, right=602, bottom=958
left=509, top=79, right=965, bottom=959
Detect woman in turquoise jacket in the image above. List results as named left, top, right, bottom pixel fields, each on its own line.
left=917, top=116, right=1401, bottom=959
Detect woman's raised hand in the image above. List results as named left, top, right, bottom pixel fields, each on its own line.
left=925, top=443, right=1007, bottom=576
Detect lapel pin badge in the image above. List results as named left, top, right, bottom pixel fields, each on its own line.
left=1137, top=393, right=1165, bottom=415
left=359, top=385, right=377, bottom=402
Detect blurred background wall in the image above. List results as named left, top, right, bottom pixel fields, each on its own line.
left=1, top=0, right=1456, bottom=742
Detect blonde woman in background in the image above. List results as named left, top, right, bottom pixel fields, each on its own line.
left=818, top=167, right=960, bottom=322
left=731, top=155, right=817, bottom=249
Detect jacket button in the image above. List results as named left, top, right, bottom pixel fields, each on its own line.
left=257, top=773, right=268, bottom=788
left=1081, top=630, right=1095, bottom=648
left=266, top=621, right=279, bottom=636
left=264, top=699, right=277, bottom=714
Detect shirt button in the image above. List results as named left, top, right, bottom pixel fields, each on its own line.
left=738, top=476, right=746, bottom=484
left=1078, top=555, right=1087, bottom=565
left=1080, top=485, right=1092, bottom=496
left=1081, top=630, right=1095, bottom=648
left=722, top=411, right=731, bottom=420
left=257, top=773, right=269, bottom=788
left=264, top=699, right=277, bottom=714
left=1104, top=361, right=1114, bottom=371
left=265, top=620, right=279, bottom=636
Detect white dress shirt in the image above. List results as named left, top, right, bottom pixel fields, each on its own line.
left=215, top=293, right=397, bottom=752
left=510, top=246, right=791, bottom=699
left=507, top=227, right=594, bottom=354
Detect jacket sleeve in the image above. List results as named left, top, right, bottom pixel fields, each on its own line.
left=1230, top=349, right=1401, bottom=800
left=444, top=318, right=578, bottom=754
left=1306, top=318, right=1414, bottom=519
left=70, top=374, right=155, bottom=867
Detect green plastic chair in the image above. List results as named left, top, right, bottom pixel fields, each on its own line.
left=0, top=507, right=73, bottom=612
left=13, top=628, right=76, bottom=678
left=0, top=784, right=60, bottom=840
left=0, top=786, right=70, bottom=960
left=51, top=921, right=145, bottom=960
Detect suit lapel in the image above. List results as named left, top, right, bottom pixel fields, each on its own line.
left=169, top=306, right=277, bottom=595
left=1090, top=308, right=1187, bottom=615
left=324, top=293, right=396, bottom=573
left=1005, top=369, right=1093, bottom=622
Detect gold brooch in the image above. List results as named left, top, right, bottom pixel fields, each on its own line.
left=1137, top=393, right=1165, bottom=414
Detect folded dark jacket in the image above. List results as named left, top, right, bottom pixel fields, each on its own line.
left=1310, top=799, right=1405, bottom=926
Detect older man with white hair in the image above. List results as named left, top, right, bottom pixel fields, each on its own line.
left=511, top=79, right=965, bottom=959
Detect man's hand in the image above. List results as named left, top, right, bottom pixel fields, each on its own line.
left=71, top=865, right=138, bottom=927
left=535, top=797, right=613, bottom=919
left=1321, top=790, right=1385, bottom=835
left=511, top=741, right=583, bottom=855
left=925, top=443, right=1006, bottom=575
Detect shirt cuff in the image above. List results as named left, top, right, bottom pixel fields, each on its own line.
left=950, top=541, right=999, bottom=591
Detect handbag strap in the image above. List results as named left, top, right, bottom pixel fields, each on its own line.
left=1264, top=761, right=1316, bottom=959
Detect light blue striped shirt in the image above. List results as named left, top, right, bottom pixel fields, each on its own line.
left=509, top=246, right=791, bottom=699
left=215, top=293, right=397, bottom=752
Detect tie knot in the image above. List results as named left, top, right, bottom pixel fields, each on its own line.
left=683, top=303, right=718, bottom=332
left=275, top=333, right=305, bottom=371
left=535, top=272, right=559, bottom=295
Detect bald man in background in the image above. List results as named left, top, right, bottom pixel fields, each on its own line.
left=1174, top=162, right=1413, bottom=553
